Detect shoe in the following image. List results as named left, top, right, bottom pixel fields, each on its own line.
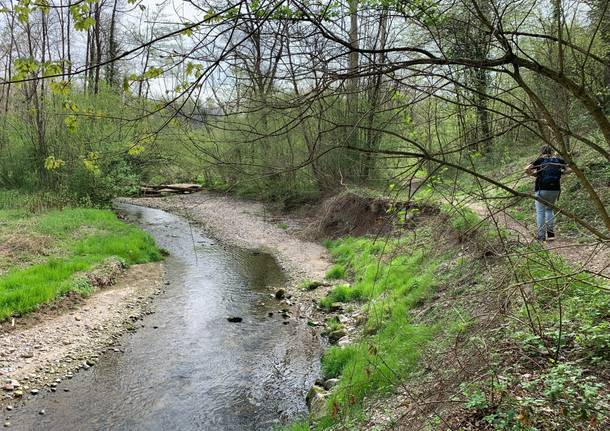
left=547, top=231, right=555, bottom=241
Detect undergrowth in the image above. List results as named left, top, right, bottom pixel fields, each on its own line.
left=453, top=244, right=610, bottom=430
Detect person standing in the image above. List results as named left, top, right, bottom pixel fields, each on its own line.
left=525, top=145, right=571, bottom=241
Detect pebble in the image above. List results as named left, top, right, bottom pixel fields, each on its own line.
left=39, top=409, right=45, bottom=415
left=20, top=352, right=33, bottom=359
left=74, top=316, right=81, bottom=321
left=337, top=336, right=350, bottom=347
left=4, top=421, right=10, bottom=427
left=5, top=406, right=12, bottom=411
left=274, top=289, right=286, bottom=300
left=30, top=389, right=39, bottom=395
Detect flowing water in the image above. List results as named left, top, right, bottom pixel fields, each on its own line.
left=8, top=203, right=321, bottom=430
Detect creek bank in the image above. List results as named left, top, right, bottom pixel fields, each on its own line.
left=0, top=262, right=165, bottom=414
left=2, top=192, right=365, bottom=425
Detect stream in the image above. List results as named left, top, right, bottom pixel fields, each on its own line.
left=8, top=203, right=321, bottom=430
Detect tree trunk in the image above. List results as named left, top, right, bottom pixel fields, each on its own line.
left=67, top=0, right=72, bottom=75
left=106, top=0, right=119, bottom=86
left=362, top=8, right=388, bottom=180
left=346, top=0, right=360, bottom=180
left=93, top=2, right=102, bottom=94
left=57, top=0, right=66, bottom=75
left=472, top=1, right=493, bottom=152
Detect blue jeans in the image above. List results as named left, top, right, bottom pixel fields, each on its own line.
left=535, top=190, right=560, bottom=240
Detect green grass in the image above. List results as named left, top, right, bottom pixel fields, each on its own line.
left=440, top=203, right=481, bottom=234
left=325, top=263, right=346, bottom=280
left=310, top=234, right=452, bottom=427
left=0, top=207, right=162, bottom=320
left=318, top=284, right=360, bottom=310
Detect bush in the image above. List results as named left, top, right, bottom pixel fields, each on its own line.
left=0, top=89, right=199, bottom=205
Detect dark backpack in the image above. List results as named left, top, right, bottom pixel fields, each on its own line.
left=537, top=157, right=563, bottom=189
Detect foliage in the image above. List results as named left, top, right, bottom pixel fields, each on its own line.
left=0, top=89, right=199, bottom=204
left=460, top=362, right=610, bottom=430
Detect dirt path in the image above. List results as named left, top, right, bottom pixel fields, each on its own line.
left=467, top=201, right=610, bottom=276
left=0, top=263, right=164, bottom=407
left=118, top=193, right=331, bottom=283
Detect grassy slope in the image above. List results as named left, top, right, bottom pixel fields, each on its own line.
left=0, top=205, right=162, bottom=320
left=285, top=209, right=484, bottom=430
left=286, top=192, right=610, bottom=430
